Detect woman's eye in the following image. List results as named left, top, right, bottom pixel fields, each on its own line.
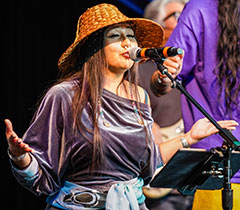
left=106, top=33, right=136, bottom=40
left=127, top=34, right=136, bottom=39
left=108, top=34, right=120, bottom=38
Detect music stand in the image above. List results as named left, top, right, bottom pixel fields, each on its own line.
left=150, top=148, right=240, bottom=195
left=151, top=59, right=240, bottom=210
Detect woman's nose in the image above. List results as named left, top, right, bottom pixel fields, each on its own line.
left=122, top=37, right=131, bottom=49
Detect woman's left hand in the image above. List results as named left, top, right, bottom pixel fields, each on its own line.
left=186, top=118, right=239, bottom=145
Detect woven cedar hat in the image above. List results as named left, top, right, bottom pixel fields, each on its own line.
left=58, top=3, right=164, bottom=72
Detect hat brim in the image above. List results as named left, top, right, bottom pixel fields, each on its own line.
left=58, top=18, right=164, bottom=72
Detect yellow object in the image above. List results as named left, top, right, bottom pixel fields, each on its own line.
left=192, top=183, right=240, bottom=210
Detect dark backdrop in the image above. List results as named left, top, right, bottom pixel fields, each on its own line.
left=2, top=0, right=151, bottom=209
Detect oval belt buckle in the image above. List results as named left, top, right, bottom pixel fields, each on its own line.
left=64, top=190, right=106, bottom=208
left=74, top=191, right=97, bottom=207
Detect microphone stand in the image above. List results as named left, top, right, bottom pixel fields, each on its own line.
left=154, top=60, right=240, bottom=210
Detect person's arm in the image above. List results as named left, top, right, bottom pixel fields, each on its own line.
left=151, top=121, right=163, bottom=143
left=5, top=84, right=73, bottom=196
left=158, top=118, right=238, bottom=164
left=158, top=132, right=192, bottom=164
left=5, top=119, right=41, bottom=189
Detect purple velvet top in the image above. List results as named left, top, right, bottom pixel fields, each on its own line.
left=15, top=80, right=162, bottom=196
left=166, top=0, right=240, bottom=182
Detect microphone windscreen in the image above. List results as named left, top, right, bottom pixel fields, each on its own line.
left=129, top=47, right=141, bottom=62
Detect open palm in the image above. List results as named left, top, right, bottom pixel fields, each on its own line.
left=187, top=118, right=238, bottom=145
left=5, top=119, right=34, bottom=156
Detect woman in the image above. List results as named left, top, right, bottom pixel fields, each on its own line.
left=165, top=0, right=240, bottom=209
left=5, top=3, right=238, bottom=210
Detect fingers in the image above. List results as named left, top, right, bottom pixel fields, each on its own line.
left=9, top=137, right=34, bottom=155
left=163, top=54, right=183, bottom=77
left=207, top=120, right=239, bottom=136
left=4, top=119, right=35, bottom=155
left=164, top=56, right=181, bottom=69
left=5, top=119, right=18, bottom=142
left=18, top=141, right=34, bottom=153
left=216, top=120, right=239, bottom=130
left=200, top=118, right=238, bottom=129
left=5, top=119, right=14, bottom=136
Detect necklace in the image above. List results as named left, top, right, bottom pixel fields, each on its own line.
left=129, top=81, right=144, bottom=125
left=98, top=100, right=111, bottom=127
left=99, top=71, right=144, bottom=127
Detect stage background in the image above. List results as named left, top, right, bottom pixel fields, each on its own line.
left=2, top=0, right=151, bottom=209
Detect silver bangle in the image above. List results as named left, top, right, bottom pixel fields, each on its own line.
left=180, top=137, right=189, bottom=148
left=7, top=148, right=26, bottom=161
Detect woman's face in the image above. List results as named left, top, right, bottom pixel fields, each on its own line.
left=104, top=23, right=138, bottom=74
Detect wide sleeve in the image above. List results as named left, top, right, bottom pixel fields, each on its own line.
left=11, top=83, right=75, bottom=196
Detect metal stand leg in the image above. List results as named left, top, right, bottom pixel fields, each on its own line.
left=222, top=147, right=233, bottom=210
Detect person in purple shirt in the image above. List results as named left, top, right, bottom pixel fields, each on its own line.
left=166, top=0, right=240, bottom=209
left=4, top=3, right=238, bottom=210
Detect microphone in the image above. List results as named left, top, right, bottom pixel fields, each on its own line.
left=129, top=47, right=183, bottom=62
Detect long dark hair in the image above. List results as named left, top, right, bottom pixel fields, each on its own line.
left=215, top=0, right=240, bottom=113
left=58, top=27, right=145, bottom=172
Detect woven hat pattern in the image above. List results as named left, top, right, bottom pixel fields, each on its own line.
left=58, top=3, right=164, bottom=72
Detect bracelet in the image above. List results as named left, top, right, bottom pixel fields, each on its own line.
left=180, top=137, right=189, bottom=148
left=7, top=148, right=26, bottom=161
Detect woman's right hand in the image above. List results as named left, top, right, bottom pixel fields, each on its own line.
left=5, top=119, right=34, bottom=159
